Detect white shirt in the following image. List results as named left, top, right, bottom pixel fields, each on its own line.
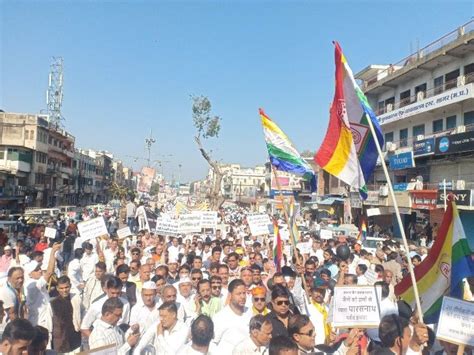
left=80, top=252, right=99, bottom=282
left=25, top=277, right=49, bottom=326
left=177, top=343, right=215, bottom=355
left=89, top=318, right=131, bottom=355
left=232, top=336, right=267, bottom=355
left=309, top=248, right=324, bottom=266
left=81, top=295, right=130, bottom=331
left=129, top=302, right=160, bottom=333
left=304, top=297, right=328, bottom=346
left=213, top=305, right=252, bottom=354
left=82, top=276, right=103, bottom=309
left=104, top=249, right=118, bottom=273
left=134, top=320, right=189, bottom=355
left=67, top=259, right=83, bottom=292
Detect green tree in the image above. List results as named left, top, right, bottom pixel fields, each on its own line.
left=191, top=95, right=225, bottom=210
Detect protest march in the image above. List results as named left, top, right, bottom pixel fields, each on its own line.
left=1, top=14, right=474, bottom=355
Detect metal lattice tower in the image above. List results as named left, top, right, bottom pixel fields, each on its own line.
left=46, top=57, right=64, bottom=128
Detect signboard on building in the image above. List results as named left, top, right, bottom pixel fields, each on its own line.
left=137, top=167, right=156, bottom=193
left=435, top=130, right=474, bottom=155
left=364, top=191, right=381, bottom=205
left=350, top=192, right=362, bottom=209
left=437, top=190, right=472, bottom=207
left=378, top=83, right=473, bottom=125
left=413, top=137, right=435, bottom=157
left=410, top=190, right=438, bottom=210
left=389, top=151, right=415, bottom=170
left=436, top=296, right=474, bottom=347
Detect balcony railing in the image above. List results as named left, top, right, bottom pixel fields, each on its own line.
left=383, top=122, right=474, bottom=152
left=361, top=20, right=474, bottom=90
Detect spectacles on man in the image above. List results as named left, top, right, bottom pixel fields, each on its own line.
left=298, top=329, right=315, bottom=337
left=192, top=277, right=202, bottom=281
left=253, top=297, right=265, bottom=302
left=211, top=285, right=221, bottom=290
left=276, top=300, right=290, bottom=306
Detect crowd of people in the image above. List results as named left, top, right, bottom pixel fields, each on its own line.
left=0, top=204, right=471, bottom=355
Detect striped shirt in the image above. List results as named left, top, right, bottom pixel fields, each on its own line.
left=89, top=319, right=131, bottom=355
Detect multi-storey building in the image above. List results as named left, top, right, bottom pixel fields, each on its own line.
left=73, top=150, right=97, bottom=206
left=0, top=112, right=76, bottom=209
left=355, top=20, right=474, bottom=235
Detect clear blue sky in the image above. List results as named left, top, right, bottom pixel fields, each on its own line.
left=1, top=0, right=472, bottom=182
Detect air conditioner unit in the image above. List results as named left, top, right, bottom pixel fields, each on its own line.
left=417, top=135, right=425, bottom=141
left=456, top=125, right=466, bottom=133
left=457, top=75, right=466, bottom=87
left=456, top=180, right=466, bottom=190
left=379, top=185, right=389, bottom=197
left=416, top=91, right=425, bottom=101
left=386, top=103, right=394, bottom=112
left=387, top=142, right=397, bottom=152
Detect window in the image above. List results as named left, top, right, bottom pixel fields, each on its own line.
left=464, top=111, right=474, bottom=126
left=433, top=119, right=443, bottom=133
left=413, top=124, right=425, bottom=139
left=415, top=83, right=427, bottom=100
left=25, top=130, right=30, bottom=140
left=464, top=63, right=474, bottom=84
left=48, top=136, right=53, bottom=144
left=30, top=130, right=34, bottom=140
left=0, top=151, right=4, bottom=160
left=378, top=101, right=384, bottom=113
left=399, top=128, right=408, bottom=147
left=35, top=152, right=47, bottom=164
left=445, top=69, right=460, bottom=90
left=434, top=76, right=444, bottom=94
left=385, top=97, right=395, bottom=110
left=399, top=90, right=411, bottom=107
left=446, top=115, right=456, bottom=129
left=384, top=132, right=394, bottom=144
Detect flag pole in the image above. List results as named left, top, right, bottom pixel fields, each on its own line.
left=364, top=114, right=424, bottom=322
left=271, top=165, right=311, bottom=302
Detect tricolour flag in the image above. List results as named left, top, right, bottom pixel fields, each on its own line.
left=273, top=219, right=283, bottom=272
left=395, top=198, right=474, bottom=323
left=260, top=109, right=316, bottom=191
left=315, top=42, right=383, bottom=199
left=357, top=218, right=367, bottom=241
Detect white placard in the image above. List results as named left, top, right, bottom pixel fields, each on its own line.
left=367, top=208, right=381, bottom=217
left=179, top=213, right=202, bottom=234
left=116, top=226, right=132, bottom=239
left=200, top=211, right=218, bottom=229
left=44, top=227, right=57, bottom=239
left=247, top=214, right=272, bottom=236
left=297, top=241, right=312, bottom=255
left=156, top=218, right=179, bottom=236
left=320, top=229, right=334, bottom=240
left=436, top=296, right=474, bottom=347
left=331, top=286, right=381, bottom=328
left=364, top=268, right=378, bottom=285
left=77, top=217, right=109, bottom=241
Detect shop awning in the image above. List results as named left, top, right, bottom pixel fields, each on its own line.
left=317, top=197, right=345, bottom=206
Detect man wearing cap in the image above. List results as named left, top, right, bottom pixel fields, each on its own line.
left=24, top=242, right=61, bottom=327
left=129, top=281, right=160, bottom=332
left=166, top=257, right=180, bottom=284
left=0, top=246, right=13, bottom=273
left=251, top=286, right=270, bottom=316
left=177, top=276, right=196, bottom=319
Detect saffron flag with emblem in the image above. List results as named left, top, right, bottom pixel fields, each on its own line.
left=395, top=198, right=474, bottom=323
left=260, top=109, right=316, bottom=191
left=315, top=42, right=384, bottom=199
left=273, top=219, right=283, bottom=272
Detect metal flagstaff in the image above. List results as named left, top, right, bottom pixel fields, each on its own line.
left=364, top=113, right=424, bottom=321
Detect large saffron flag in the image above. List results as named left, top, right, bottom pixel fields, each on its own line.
left=395, top=199, right=474, bottom=323
left=260, top=109, right=316, bottom=191
left=315, top=42, right=384, bottom=199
